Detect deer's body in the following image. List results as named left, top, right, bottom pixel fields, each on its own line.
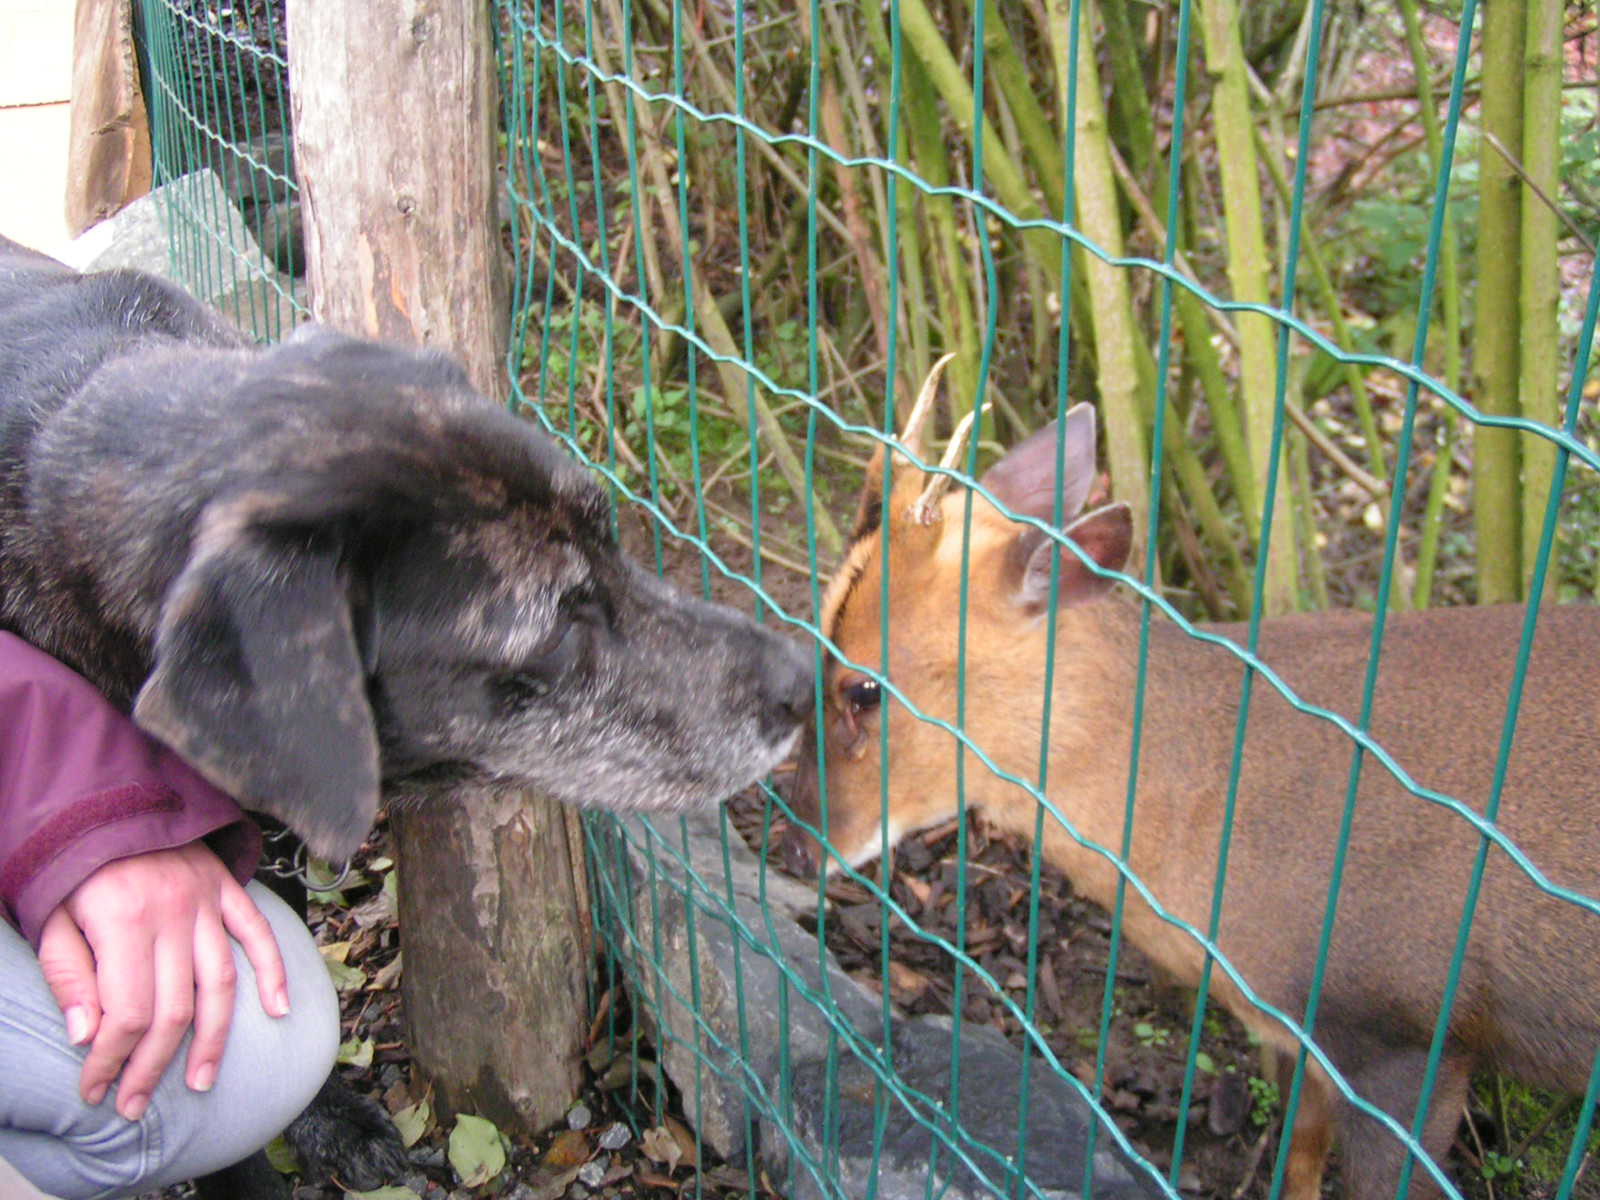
left=785, top=378, right=1600, bottom=1199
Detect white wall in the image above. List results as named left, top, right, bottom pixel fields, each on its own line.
left=0, top=0, right=75, bottom=251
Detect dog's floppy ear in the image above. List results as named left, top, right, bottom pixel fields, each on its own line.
left=133, top=495, right=379, bottom=859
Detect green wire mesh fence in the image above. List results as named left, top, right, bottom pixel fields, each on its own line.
left=135, top=1, right=1600, bottom=1197
left=138, top=0, right=303, bottom=338
left=503, top=2, right=1600, bottom=1195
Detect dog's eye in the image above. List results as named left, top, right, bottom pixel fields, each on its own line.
left=561, top=584, right=611, bottom=630
left=494, top=620, right=582, bottom=706
left=841, top=676, right=881, bottom=715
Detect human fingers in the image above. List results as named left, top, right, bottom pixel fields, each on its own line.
left=73, top=920, right=159, bottom=1108
left=182, top=905, right=239, bottom=1093
left=106, top=925, right=196, bottom=1120
left=217, top=877, right=290, bottom=1020
left=37, top=907, right=103, bottom=1048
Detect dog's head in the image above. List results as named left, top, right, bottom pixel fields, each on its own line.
left=126, top=327, right=812, bottom=857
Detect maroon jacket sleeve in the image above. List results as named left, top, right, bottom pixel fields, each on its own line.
left=0, top=632, right=262, bottom=946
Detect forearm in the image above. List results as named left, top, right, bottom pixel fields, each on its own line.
left=0, top=632, right=261, bottom=944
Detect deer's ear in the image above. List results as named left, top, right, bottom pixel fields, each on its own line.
left=980, top=403, right=1098, bottom=524
left=1006, top=502, right=1132, bottom=615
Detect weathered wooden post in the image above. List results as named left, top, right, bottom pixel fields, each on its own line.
left=285, top=0, right=590, bottom=1130
left=66, top=0, right=152, bottom=235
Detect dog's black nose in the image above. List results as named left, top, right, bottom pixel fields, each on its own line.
left=761, top=639, right=816, bottom=731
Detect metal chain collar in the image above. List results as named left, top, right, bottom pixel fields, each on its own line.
left=260, top=824, right=356, bottom=892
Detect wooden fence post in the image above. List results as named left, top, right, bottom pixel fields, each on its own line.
left=284, top=0, right=590, bottom=1131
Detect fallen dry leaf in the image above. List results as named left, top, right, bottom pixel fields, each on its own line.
left=542, top=1127, right=592, bottom=1169
left=665, top=1115, right=697, bottom=1161
left=638, top=1124, right=683, bottom=1172
left=886, top=959, right=931, bottom=1004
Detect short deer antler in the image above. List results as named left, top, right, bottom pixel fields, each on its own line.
left=908, top=401, right=990, bottom=525
left=895, top=351, right=956, bottom=463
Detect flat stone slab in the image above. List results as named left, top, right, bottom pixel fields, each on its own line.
left=607, top=811, right=1162, bottom=1199
left=57, top=167, right=299, bottom=338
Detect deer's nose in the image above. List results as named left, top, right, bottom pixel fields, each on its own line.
left=780, top=822, right=822, bottom=879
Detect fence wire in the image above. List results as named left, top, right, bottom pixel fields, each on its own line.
left=136, top=1, right=1600, bottom=1197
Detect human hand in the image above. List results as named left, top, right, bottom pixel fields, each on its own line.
left=35, top=841, right=290, bottom=1121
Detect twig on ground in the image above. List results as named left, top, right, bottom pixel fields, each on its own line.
left=1232, top=1124, right=1275, bottom=1200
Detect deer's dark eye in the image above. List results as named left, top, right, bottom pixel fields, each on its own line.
left=842, top=677, right=881, bottom=714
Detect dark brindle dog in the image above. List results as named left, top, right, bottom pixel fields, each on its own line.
left=0, top=234, right=813, bottom=1196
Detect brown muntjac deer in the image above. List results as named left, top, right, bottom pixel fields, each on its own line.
left=782, top=359, right=1600, bottom=1200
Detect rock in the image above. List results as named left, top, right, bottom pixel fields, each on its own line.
left=58, top=168, right=300, bottom=338
left=210, top=130, right=305, bottom=276
left=608, top=811, right=883, bottom=1161
left=607, top=812, right=1164, bottom=1199
left=783, top=1016, right=1157, bottom=1200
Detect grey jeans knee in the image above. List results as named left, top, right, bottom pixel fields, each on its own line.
left=0, top=881, right=338, bottom=1200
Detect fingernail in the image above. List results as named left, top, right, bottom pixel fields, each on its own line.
left=192, top=1062, right=217, bottom=1092
left=86, top=1083, right=107, bottom=1106
left=271, top=986, right=290, bottom=1018
left=120, top=1093, right=149, bottom=1121
left=64, top=1005, right=92, bottom=1045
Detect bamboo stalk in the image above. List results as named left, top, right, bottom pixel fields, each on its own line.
left=617, top=26, right=843, bottom=554
left=1163, top=420, right=1253, bottom=611
left=901, top=44, right=983, bottom=420
left=692, top=277, right=844, bottom=552
left=1250, top=124, right=1387, bottom=490
left=1106, top=141, right=1261, bottom=527
left=1046, top=0, right=1150, bottom=535
left=819, top=78, right=892, bottom=372
left=636, top=0, right=855, bottom=248
left=1398, top=0, right=1462, bottom=610
left=1097, top=0, right=1156, bottom=183
left=1290, top=397, right=1329, bottom=611
left=975, top=0, right=1065, bottom=215
left=1518, top=0, right=1563, bottom=601
left=1198, top=0, right=1298, bottom=615
left=895, top=0, right=1063, bottom=280
left=1473, top=0, right=1526, bottom=602
left=836, top=0, right=931, bottom=402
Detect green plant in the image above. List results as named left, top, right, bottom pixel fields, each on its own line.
left=1133, top=1020, right=1172, bottom=1050
left=1479, top=1149, right=1524, bottom=1183
left=1473, top=1076, right=1600, bottom=1192
left=1247, top=1075, right=1281, bottom=1130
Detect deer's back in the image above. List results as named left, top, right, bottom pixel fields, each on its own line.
left=1139, top=603, right=1599, bottom=1076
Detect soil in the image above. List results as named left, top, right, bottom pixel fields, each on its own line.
left=738, top=804, right=1282, bottom=1199
left=176, top=797, right=1568, bottom=1200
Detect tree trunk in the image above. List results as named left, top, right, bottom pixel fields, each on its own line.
left=285, top=0, right=591, bottom=1131
left=1473, top=0, right=1524, bottom=603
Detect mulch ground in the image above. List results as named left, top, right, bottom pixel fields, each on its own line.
left=184, top=791, right=1571, bottom=1200
left=728, top=795, right=1295, bottom=1200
